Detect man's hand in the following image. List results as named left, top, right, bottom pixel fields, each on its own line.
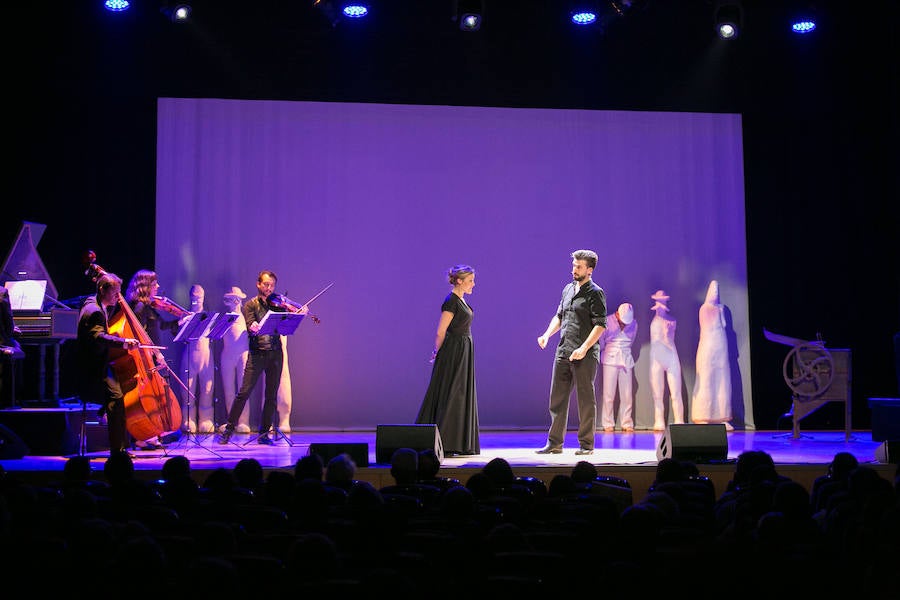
left=569, top=347, right=587, bottom=361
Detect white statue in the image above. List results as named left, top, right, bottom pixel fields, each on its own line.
left=182, top=284, right=215, bottom=432
left=599, top=302, right=637, bottom=432
left=691, top=280, right=733, bottom=430
left=648, top=290, right=684, bottom=430
left=276, top=335, right=293, bottom=432
left=219, top=286, right=251, bottom=433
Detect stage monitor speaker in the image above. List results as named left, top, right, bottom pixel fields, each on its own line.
left=0, top=423, right=29, bottom=459
left=656, top=423, right=728, bottom=464
left=308, top=442, right=369, bottom=468
left=375, top=424, right=443, bottom=464
left=875, top=440, right=899, bottom=464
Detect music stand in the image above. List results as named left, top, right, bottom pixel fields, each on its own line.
left=205, top=312, right=238, bottom=341
left=173, top=311, right=212, bottom=343
left=244, top=310, right=305, bottom=447
left=169, top=311, right=226, bottom=456
left=256, top=310, right=305, bottom=336
left=204, top=312, right=239, bottom=437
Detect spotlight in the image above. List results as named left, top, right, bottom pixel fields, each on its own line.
left=341, top=3, right=369, bottom=19
left=313, top=1, right=370, bottom=27
left=453, top=0, right=484, bottom=32
left=569, top=1, right=634, bottom=30
left=103, top=0, right=130, bottom=11
left=790, top=5, right=818, bottom=34
left=714, top=1, right=742, bottom=40
left=161, top=3, right=192, bottom=23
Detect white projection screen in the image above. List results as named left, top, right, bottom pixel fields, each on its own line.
left=156, top=99, right=753, bottom=431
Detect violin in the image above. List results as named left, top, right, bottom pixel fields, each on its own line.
left=268, top=293, right=321, bottom=324
left=151, top=295, right=191, bottom=319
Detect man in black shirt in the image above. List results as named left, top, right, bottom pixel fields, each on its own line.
left=218, top=270, right=307, bottom=445
left=536, top=250, right=607, bottom=456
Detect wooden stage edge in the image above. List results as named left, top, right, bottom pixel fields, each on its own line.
left=1, top=425, right=896, bottom=501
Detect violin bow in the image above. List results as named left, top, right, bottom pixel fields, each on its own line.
left=303, top=282, right=334, bottom=307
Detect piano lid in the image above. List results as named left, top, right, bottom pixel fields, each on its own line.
left=1, top=221, right=59, bottom=305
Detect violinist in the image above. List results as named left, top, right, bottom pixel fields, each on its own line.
left=76, top=272, right=140, bottom=455
left=124, top=269, right=184, bottom=450
left=218, top=270, right=307, bottom=446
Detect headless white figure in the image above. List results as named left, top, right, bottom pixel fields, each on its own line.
left=600, top=302, right=637, bottom=432
left=181, top=284, right=214, bottom=432
left=276, top=336, right=293, bottom=432
left=219, top=288, right=251, bottom=433
left=691, top=280, right=733, bottom=429
left=648, top=290, right=684, bottom=430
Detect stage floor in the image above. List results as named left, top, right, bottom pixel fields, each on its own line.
left=1, top=425, right=893, bottom=501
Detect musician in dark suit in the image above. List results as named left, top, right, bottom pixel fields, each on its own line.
left=0, top=285, right=25, bottom=407
left=76, top=272, right=139, bottom=455
left=217, top=270, right=307, bottom=446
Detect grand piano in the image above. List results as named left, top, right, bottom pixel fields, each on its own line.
left=2, top=221, right=78, bottom=405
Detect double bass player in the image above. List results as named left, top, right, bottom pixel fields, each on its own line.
left=76, top=271, right=140, bottom=455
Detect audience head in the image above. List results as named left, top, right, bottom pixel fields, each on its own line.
left=654, top=457, right=688, bottom=484
left=482, top=457, right=515, bottom=488
left=63, top=455, right=93, bottom=483
left=572, top=460, right=598, bottom=484
left=389, top=447, right=419, bottom=485
left=417, top=448, right=441, bottom=480
left=234, top=457, right=265, bottom=489
left=294, top=453, right=325, bottom=482
left=325, top=453, right=358, bottom=489
left=103, top=450, right=135, bottom=484
left=161, top=455, right=192, bottom=481
left=827, top=451, right=859, bottom=480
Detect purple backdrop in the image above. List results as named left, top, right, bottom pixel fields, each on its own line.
left=155, top=99, right=751, bottom=430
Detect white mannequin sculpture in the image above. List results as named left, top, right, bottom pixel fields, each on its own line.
left=691, top=280, right=733, bottom=430
left=181, top=284, right=215, bottom=432
left=277, top=336, right=293, bottom=432
left=599, top=302, right=638, bottom=432
left=219, top=286, right=251, bottom=433
left=648, top=290, right=684, bottom=430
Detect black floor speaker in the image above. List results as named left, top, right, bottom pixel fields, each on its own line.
left=875, top=440, right=899, bottom=464
left=375, top=424, right=443, bottom=464
left=308, top=442, right=369, bottom=468
left=0, top=423, right=29, bottom=459
left=656, top=423, right=728, bottom=463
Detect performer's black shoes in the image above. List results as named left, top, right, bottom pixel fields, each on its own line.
left=217, top=429, right=233, bottom=445
left=257, top=435, right=274, bottom=446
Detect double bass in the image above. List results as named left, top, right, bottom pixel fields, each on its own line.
left=82, top=251, right=182, bottom=441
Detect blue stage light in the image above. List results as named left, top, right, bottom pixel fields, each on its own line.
left=571, top=11, right=598, bottom=26
left=342, top=4, right=369, bottom=19
left=104, top=0, right=130, bottom=12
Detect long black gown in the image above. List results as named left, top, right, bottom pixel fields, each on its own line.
left=416, top=293, right=480, bottom=455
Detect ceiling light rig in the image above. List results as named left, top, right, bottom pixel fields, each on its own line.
left=452, top=0, right=484, bottom=32
left=714, top=1, right=742, bottom=40
left=160, top=3, right=192, bottom=23
left=313, top=1, right=371, bottom=27
left=103, top=0, right=131, bottom=12
left=569, top=1, right=638, bottom=32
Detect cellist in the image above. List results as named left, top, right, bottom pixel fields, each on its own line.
left=76, top=272, right=140, bottom=455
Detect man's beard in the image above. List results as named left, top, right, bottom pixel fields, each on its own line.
left=573, top=274, right=586, bottom=282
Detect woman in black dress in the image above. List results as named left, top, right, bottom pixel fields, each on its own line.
left=416, top=264, right=480, bottom=456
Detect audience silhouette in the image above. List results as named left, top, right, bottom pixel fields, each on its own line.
left=0, top=448, right=896, bottom=595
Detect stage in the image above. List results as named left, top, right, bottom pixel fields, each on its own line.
left=1, top=411, right=894, bottom=500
